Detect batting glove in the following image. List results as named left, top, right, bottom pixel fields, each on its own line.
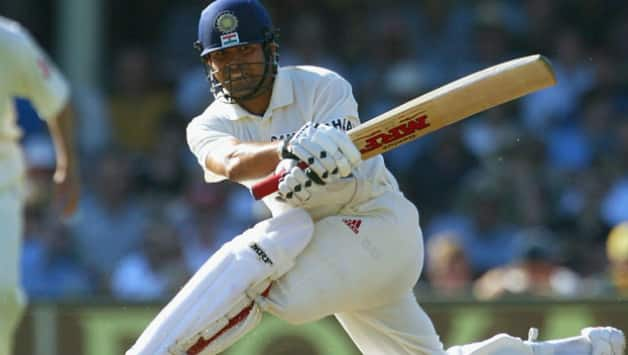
left=275, top=159, right=327, bottom=206
left=281, top=122, right=361, bottom=184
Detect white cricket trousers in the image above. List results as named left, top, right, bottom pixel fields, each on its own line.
left=0, top=183, right=26, bottom=355
left=261, top=191, right=446, bottom=354
left=263, top=191, right=544, bottom=355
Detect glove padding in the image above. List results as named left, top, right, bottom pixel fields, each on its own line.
left=276, top=159, right=329, bottom=206
left=282, top=122, right=361, bottom=184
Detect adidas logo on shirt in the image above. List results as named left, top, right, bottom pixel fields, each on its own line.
left=342, top=219, right=362, bottom=234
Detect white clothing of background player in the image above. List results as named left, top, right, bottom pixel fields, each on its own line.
left=0, top=16, right=80, bottom=355
left=126, top=1, right=625, bottom=354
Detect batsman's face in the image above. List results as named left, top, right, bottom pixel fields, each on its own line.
left=206, top=44, right=267, bottom=98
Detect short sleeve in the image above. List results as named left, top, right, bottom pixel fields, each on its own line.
left=186, top=114, right=234, bottom=183
left=10, top=23, right=70, bottom=120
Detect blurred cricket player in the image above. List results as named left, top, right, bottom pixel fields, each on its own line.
left=0, top=15, right=80, bottom=355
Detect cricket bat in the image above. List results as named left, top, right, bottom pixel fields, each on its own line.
left=251, top=54, right=556, bottom=200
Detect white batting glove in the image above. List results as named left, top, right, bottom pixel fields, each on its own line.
left=281, top=122, right=361, bottom=184
left=275, top=159, right=326, bottom=206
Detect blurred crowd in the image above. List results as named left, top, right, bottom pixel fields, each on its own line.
left=8, top=0, right=628, bottom=302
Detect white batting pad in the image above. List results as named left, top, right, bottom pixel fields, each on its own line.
left=126, top=208, right=314, bottom=355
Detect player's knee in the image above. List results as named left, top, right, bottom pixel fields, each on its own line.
left=261, top=296, right=323, bottom=325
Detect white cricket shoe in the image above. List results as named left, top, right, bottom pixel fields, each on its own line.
left=581, top=327, right=626, bottom=355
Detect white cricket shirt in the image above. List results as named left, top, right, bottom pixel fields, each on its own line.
left=0, top=16, right=69, bottom=188
left=187, top=65, right=401, bottom=219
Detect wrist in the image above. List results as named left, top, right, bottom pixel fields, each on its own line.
left=276, top=140, right=285, bottom=160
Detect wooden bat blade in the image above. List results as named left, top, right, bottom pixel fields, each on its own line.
left=351, top=54, right=556, bottom=159
left=251, top=54, right=556, bottom=200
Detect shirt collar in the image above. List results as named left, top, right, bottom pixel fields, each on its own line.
left=219, top=67, right=293, bottom=120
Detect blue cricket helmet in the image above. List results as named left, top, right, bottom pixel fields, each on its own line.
left=197, top=0, right=276, bottom=57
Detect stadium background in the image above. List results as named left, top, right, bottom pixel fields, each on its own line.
left=1, top=0, right=627, bottom=354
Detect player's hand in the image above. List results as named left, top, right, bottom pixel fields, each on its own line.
left=281, top=122, right=361, bottom=184
left=275, top=158, right=329, bottom=206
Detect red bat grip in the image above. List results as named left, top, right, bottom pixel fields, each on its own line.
left=251, top=161, right=308, bottom=200
left=251, top=173, right=282, bottom=200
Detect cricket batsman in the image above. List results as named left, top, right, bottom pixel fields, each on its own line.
left=126, top=1, right=625, bottom=354
left=0, top=15, right=80, bottom=355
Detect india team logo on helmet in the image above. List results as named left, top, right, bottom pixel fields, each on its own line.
left=216, top=12, right=240, bottom=47
left=216, top=12, right=238, bottom=33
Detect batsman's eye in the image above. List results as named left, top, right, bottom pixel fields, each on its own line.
left=210, top=52, right=225, bottom=61
left=239, top=45, right=255, bottom=55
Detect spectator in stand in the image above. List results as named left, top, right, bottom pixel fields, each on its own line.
left=426, top=170, right=523, bottom=277
left=605, top=222, right=628, bottom=296
left=401, top=126, right=479, bottom=223
left=111, top=219, right=189, bottom=301
left=21, top=214, right=92, bottom=299
left=135, top=114, right=189, bottom=200
left=421, top=231, right=473, bottom=297
left=108, top=46, right=173, bottom=155
left=584, top=222, right=628, bottom=298
left=69, top=151, right=148, bottom=292
left=473, top=227, right=581, bottom=300
left=521, top=27, right=595, bottom=134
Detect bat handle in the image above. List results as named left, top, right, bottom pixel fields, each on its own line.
left=251, top=161, right=308, bottom=200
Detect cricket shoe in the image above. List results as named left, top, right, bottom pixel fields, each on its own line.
left=526, top=326, right=626, bottom=355
left=581, top=327, right=625, bottom=355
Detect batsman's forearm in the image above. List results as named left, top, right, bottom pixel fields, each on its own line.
left=47, top=103, right=79, bottom=175
left=206, top=139, right=282, bottom=182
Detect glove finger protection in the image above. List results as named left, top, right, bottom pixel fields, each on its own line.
left=316, top=124, right=361, bottom=168
left=309, top=131, right=341, bottom=176
left=292, top=138, right=336, bottom=183
left=330, top=150, right=353, bottom=177
left=276, top=159, right=313, bottom=204
left=283, top=143, right=326, bottom=184
left=281, top=122, right=362, bottom=184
